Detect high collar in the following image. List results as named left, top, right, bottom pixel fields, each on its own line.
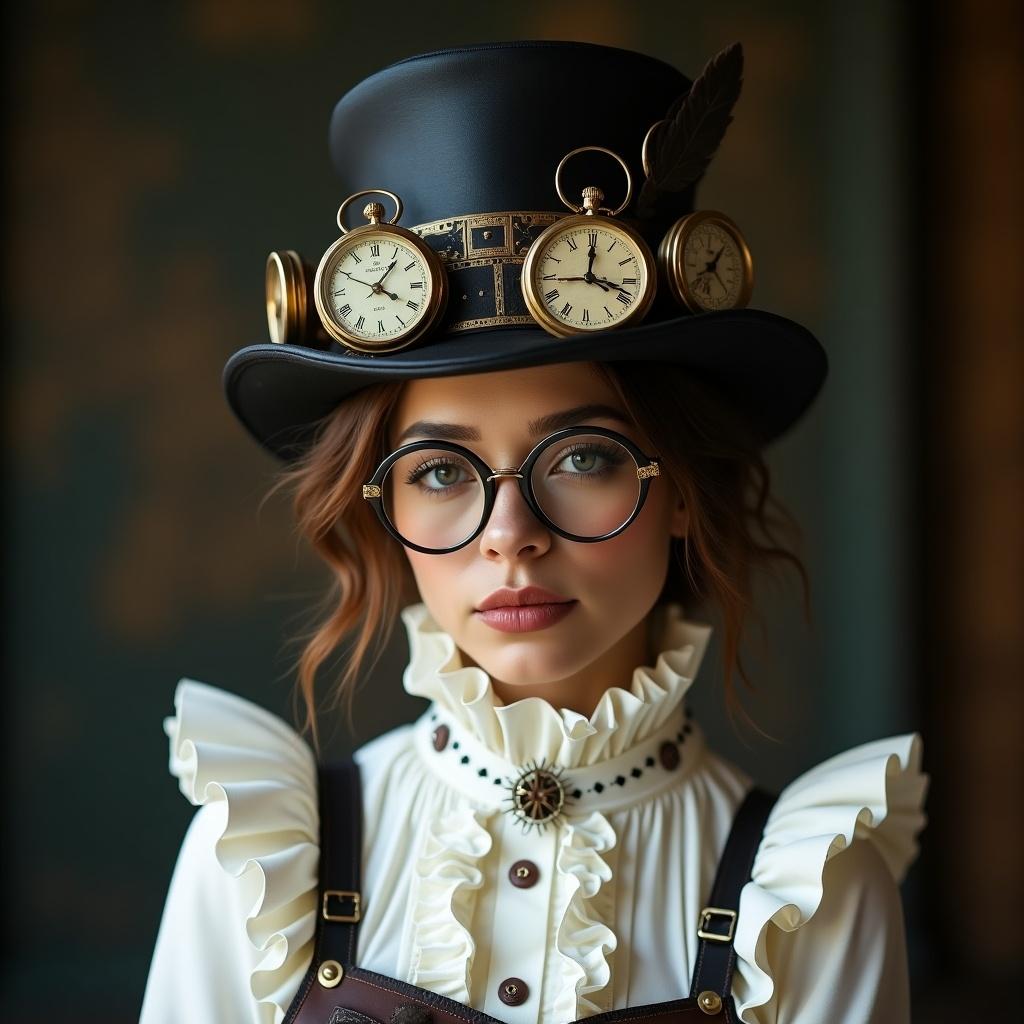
left=400, top=601, right=712, bottom=770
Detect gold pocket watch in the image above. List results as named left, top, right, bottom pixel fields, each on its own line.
left=521, top=146, right=657, bottom=338
left=641, top=123, right=754, bottom=313
left=312, top=189, right=448, bottom=354
left=265, top=250, right=329, bottom=346
left=658, top=210, right=754, bottom=313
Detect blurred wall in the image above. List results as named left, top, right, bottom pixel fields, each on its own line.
left=3, top=1, right=1017, bottom=1020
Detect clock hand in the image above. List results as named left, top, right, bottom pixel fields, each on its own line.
left=341, top=267, right=398, bottom=300
left=340, top=270, right=376, bottom=289
left=592, top=276, right=630, bottom=293
left=712, top=270, right=727, bottom=292
left=705, top=247, right=724, bottom=273
left=586, top=243, right=597, bottom=278
left=371, top=262, right=399, bottom=299
left=554, top=276, right=610, bottom=291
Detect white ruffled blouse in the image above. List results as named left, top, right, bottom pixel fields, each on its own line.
left=140, top=602, right=929, bottom=1024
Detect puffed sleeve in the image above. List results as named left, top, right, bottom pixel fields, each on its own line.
left=732, top=733, right=929, bottom=1024
left=139, top=679, right=320, bottom=1024
left=758, top=835, right=913, bottom=1023
left=140, top=802, right=265, bottom=1024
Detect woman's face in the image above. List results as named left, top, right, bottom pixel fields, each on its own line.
left=386, top=361, right=688, bottom=697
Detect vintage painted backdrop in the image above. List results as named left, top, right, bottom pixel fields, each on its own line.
left=5, top=0, right=1021, bottom=1020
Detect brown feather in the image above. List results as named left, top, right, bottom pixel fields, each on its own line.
left=636, top=42, right=744, bottom=220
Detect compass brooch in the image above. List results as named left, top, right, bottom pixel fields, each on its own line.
left=504, top=758, right=575, bottom=834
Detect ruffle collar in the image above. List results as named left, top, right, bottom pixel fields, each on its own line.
left=401, top=600, right=712, bottom=769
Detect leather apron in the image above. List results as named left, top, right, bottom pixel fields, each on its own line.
left=285, top=760, right=777, bottom=1024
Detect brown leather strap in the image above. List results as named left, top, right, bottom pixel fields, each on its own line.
left=292, top=963, right=729, bottom=1024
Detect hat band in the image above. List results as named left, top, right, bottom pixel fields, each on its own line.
left=410, top=210, right=565, bottom=334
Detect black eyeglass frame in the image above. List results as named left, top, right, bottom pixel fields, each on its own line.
left=361, top=425, right=661, bottom=555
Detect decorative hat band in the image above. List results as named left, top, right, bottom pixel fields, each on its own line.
left=410, top=210, right=562, bottom=333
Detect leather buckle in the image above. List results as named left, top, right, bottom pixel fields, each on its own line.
left=696, top=906, right=737, bottom=943
left=322, top=889, right=362, bottom=923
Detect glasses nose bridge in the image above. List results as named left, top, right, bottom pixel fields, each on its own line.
left=484, top=466, right=526, bottom=483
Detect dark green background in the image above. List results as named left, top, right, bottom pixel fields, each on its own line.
left=5, top=1, right=931, bottom=1019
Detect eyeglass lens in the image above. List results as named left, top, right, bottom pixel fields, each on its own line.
left=382, top=433, right=642, bottom=550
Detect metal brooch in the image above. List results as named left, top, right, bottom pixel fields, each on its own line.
left=504, top=758, right=574, bottom=834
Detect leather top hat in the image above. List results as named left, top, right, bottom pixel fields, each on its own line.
left=225, top=40, right=827, bottom=460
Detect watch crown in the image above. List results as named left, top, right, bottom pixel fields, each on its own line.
left=363, top=201, right=385, bottom=223
left=581, top=186, right=604, bottom=213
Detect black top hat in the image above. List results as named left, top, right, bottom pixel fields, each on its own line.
left=224, top=40, right=827, bottom=460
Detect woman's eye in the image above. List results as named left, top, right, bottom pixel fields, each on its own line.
left=561, top=450, right=599, bottom=472
left=429, top=465, right=462, bottom=486
left=553, top=445, right=612, bottom=474
left=407, top=459, right=471, bottom=489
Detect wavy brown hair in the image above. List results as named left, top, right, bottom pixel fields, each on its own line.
left=265, top=362, right=811, bottom=750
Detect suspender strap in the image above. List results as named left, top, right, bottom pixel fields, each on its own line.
left=283, top=759, right=364, bottom=1023
left=317, top=758, right=364, bottom=968
left=688, top=785, right=778, bottom=1009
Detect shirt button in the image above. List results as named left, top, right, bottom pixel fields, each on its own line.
left=659, top=740, right=680, bottom=770
left=498, top=977, right=530, bottom=1006
left=432, top=724, right=450, bottom=751
left=508, top=859, right=539, bottom=888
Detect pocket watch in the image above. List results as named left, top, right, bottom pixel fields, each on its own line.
left=521, top=146, right=657, bottom=338
left=265, top=250, right=331, bottom=346
left=312, top=189, right=448, bottom=354
left=657, top=209, right=754, bottom=313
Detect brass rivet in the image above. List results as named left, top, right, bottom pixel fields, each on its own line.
left=697, top=990, right=722, bottom=1014
left=478, top=289, right=485, bottom=297
left=505, top=984, right=517, bottom=995
left=318, top=959, right=343, bottom=988
left=516, top=866, right=528, bottom=877
left=483, top=230, right=493, bottom=240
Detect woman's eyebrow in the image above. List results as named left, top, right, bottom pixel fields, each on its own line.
left=395, top=403, right=631, bottom=445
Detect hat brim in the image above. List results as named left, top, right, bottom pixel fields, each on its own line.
left=223, top=308, right=827, bottom=461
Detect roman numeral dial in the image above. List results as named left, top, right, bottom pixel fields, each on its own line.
left=521, top=217, right=656, bottom=337
left=313, top=197, right=448, bottom=354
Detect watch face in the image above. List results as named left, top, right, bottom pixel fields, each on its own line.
left=681, top=221, right=748, bottom=311
left=530, top=221, right=650, bottom=332
left=321, top=232, right=432, bottom=344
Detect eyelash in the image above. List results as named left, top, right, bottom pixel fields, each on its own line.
left=404, top=455, right=473, bottom=486
left=404, top=441, right=626, bottom=489
left=549, top=441, right=625, bottom=470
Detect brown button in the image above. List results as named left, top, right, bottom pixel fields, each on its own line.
left=432, top=724, right=450, bottom=751
left=508, top=859, right=539, bottom=888
left=659, top=740, right=680, bottom=770
left=498, top=977, right=530, bottom=1006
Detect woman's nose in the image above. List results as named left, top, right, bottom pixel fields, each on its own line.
left=477, top=474, right=552, bottom=561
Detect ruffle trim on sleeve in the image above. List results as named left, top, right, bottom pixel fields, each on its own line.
left=164, top=678, right=320, bottom=1023
left=407, top=803, right=495, bottom=1004
left=543, top=811, right=619, bottom=1021
left=732, top=733, right=929, bottom=1024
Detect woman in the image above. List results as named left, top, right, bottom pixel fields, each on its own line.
left=141, top=41, right=928, bottom=1024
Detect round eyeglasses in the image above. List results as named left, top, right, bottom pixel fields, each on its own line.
left=361, top=425, right=661, bottom=554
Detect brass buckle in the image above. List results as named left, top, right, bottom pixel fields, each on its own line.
left=322, top=889, right=362, bottom=923
left=696, top=906, right=737, bottom=943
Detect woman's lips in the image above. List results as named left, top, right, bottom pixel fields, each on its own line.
left=475, top=601, right=578, bottom=633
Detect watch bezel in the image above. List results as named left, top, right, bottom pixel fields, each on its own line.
left=658, top=209, right=754, bottom=314
left=313, top=223, right=448, bottom=354
left=521, top=214, right=657, bottom=338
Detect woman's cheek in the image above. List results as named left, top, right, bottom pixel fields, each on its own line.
left=568, top=500, right=673, bottom=589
